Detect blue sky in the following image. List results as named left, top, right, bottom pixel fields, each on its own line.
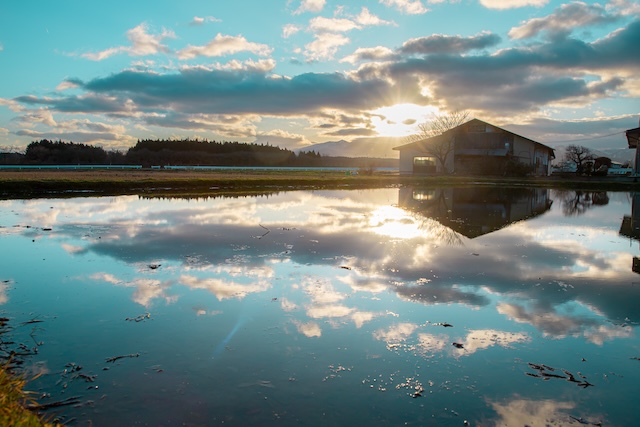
left=1, top=0, right=639, bottom=158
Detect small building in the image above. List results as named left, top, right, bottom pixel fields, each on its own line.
left=393, top=118, right=555, bottom=176
left=626, top=126, right=640, bottom=176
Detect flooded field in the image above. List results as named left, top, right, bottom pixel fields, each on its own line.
left=1, top=186, right=639, bottom=426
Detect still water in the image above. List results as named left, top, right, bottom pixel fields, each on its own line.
left=1, top=187, right=639, bottom=426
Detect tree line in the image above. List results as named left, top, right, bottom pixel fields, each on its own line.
left=561, top=144, right=628, bottom=175
left=2, top=139, right=396, bottom=169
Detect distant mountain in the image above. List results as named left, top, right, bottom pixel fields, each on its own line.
left=296, top=136, right=405, bottom=158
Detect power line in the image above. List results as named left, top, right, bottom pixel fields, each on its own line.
left=545, top=130, right=626, bottom=144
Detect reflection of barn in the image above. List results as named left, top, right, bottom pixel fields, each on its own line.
left=393, top=119, right=555, bottom=176
left=619, top=192, right=640, bottom=273
left=399, top=186, right=553, bottom=238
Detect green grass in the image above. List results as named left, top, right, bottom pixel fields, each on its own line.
left=0, top=366, right=58, bottom=427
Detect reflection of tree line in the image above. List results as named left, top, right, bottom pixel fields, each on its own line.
left=551, top=189, right=610, bottom=216
left=139, top=191, right=282, bottom=201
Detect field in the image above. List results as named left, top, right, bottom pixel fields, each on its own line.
left=0, top=168, right=638, bottom=198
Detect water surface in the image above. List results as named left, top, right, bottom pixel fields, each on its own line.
left=1, top=187, right=639, bottom=426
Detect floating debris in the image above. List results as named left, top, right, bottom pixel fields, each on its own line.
left=238, top=380, right=275, bottom=388
left=433, top=322, right=453, bottom=327
left=525, top=362, right=593, bottom=388
left=569, top=415, right=602, bottom=426
left=28, top=396, right=82, bottom=410
left=106, top=353, right=140, bottom=363
left=126, top=312, right=151, bottom=322
left=20, top=318, right=44, bottom=325
left=395, top=377, right=425, bottom=398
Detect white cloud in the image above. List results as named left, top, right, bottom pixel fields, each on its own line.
left=304, top=33, right=350, bottom=61
left=293, top=0, right=326, bottom=15
left=177, top=34, right=272, bottom=59
left=480, top=0, right=548, bottom=10
left=309, top=16, right=361, bottom=33
left=607, top=0, right=640, bottom=16
left=81, top=23, right=175, bottom=60
left=356, top=7, right=396, bottom=26
left=56, top=80, right=80, bottom=91
left=379, top=0, right=429, bottom=14
left=253, top=129, right=310, bottom=149
left=211, top=58, right=277, bottom=73
left=283, top=23, right=301, bottom=38
left=190, top=16, right=221, bottom=26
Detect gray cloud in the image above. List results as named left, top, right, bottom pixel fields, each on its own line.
left=14, top=94, right=126, bottom=113
left=509, top=2, right=620, bottom=40
left=8, top=19, right=639, bottom=144
left=400, top=32, right=502, bottom=54
left=18, top=68, right=424, bottom=118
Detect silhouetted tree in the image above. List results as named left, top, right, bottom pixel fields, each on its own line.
left=564, top=145, right=593, bottom=175
left=406, top=110, right=469, bottom=174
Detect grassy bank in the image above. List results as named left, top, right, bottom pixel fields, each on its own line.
left=0, top=169, right=638, bottom=198
left=0, top=367, right=57, bottom=427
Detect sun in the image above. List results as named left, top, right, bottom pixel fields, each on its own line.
left=370, top=103, right=440, bottom=138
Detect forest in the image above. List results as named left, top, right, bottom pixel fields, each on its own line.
left=1, top=139, right=397, bottom=169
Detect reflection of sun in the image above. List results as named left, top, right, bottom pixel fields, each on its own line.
left=370, top=103, right=439, bottom=137
left=369, top=206, right=422, bottom=239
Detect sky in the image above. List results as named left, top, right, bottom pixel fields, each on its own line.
left=1, top=0, right=639, bottom=159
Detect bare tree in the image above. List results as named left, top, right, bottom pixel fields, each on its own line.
left=564, top=144, right=593, bottom=175
left=406, top=110, right=470, bottom=174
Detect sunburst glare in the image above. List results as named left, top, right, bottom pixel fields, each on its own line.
left=370, top=103, right=440, bottom=137
left=368, top=205, right=422, bottom=239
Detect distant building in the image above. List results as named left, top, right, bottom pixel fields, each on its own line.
left=393, top=119, right=555, bottom=176
left=626, top=125, right=640, bottom=176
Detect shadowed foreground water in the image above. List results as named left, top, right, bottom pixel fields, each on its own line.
left=1, top=187, right=639, bottom=426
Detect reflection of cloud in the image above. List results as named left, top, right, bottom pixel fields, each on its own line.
left=90, top=272, right=121, bottom=285
left=457, top=329, right=530, bottom=356
left=279, top=297, right=298, bottom=312
left=337, top=273, right=389, bottom=293
left=373, top=323, right=418, bottom=345
left=351, top=311, right=377, bottom=328
left=293, top=320, right=322, bottom=337
left=395, top=283, right=491, bottom=307
left=130, top=279, right=176, bottom=307
left=303, top=277, right=346, bottom=304
left=0, top=282, right=8, bottom=304
left=497, top=302, right=631, bottom=345
left=90, top=273, right=174, bottom=307
left=306, top=304, right=353, bottom=319
left=583, top=324, right=632, bottom=345
left=488, top=398, right=577, bottom=427
left=62, top=243, right=86, bottom=254
left=180, top=275, right=270, bottom=301
left=375, top=324, right=529, bottom=357
left=416, top=333, right=448, bottom=353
